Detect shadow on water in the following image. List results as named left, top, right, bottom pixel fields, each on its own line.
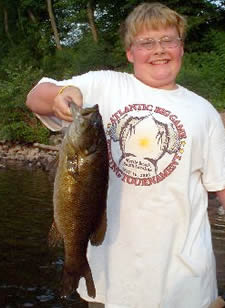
left=0, top=164, right=225, bottom=307
left=0, top=163, right=88, bottom=308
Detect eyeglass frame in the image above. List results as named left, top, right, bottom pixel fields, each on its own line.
left=132, top=36, right=183, bottom=51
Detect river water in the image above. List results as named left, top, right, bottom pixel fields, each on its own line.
left=0, top=163, right=87, bottom=308
left=0, top=163, right=225, bottom=307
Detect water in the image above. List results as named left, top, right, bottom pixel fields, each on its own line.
left=209, top=198, right=225, bottom=294
left=0, top=163, right=87, bottom=308
left=0, top=164, right=225, bottom=307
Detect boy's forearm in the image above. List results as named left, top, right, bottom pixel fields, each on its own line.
left=26, top=82, right=61, bottom=115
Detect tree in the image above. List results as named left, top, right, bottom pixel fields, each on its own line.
left=46, top=0, right=62, bottom=50
left=87, top=1, right=99, bottom=42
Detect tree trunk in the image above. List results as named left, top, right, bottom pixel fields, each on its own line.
left=46, top=0, right=62, bottom=50
left=87, top=1, right=98, bottom=43
left=3, top=7, right=13, bottom=45
left=27, top=9, right=37, bottom=24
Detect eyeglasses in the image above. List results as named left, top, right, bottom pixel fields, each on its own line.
left=133, top=37, right=183, bottom=50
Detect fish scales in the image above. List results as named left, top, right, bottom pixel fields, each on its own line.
left=49, top=103, right=109, bottom=299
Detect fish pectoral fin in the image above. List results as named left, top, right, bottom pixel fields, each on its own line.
left=90, top=210, right=107, bottom=246
left=67, top=155, right=79, bottom=176
left=48, top=221, right=63, bottom=247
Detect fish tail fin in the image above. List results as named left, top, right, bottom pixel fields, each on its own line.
left=83, top=260, right=96, bottom=298
left=60, top=259, right=96, bottom=299
left=60, top=269, right=78, bottom=299
left=48, top=221, right=63, bottom=247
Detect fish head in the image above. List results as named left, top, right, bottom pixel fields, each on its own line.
left=68, top=103, right=104, bottom=154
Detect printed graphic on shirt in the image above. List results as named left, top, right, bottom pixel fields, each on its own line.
left=106, top=104, right=187, bottom=186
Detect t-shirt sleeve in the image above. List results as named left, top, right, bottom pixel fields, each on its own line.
left=202, top=113, right=225, bottom=191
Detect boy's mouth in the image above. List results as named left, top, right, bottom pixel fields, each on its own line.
left=150, top=59, right=170, bottom=65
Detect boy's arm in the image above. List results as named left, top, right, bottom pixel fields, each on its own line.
left=26, top=82, right=83, bottom=122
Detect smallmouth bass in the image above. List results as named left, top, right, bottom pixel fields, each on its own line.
left=49, top=103, right=109, bottom=299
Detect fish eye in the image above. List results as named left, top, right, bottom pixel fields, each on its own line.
left=92, top=120, right=100, bottom=128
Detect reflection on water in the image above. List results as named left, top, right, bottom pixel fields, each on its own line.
left=0, top=164, right=225, bottom=307
left=0, top=163, right=87, bottom=308
left=209, top=198, right=225, bottom=294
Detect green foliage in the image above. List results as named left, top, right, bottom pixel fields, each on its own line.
left=0, top=60, right=50, bottom=144
left=0, top=121, right=50, bottom=144
left=177, top=28, right=225, bottom=111
left=0, top=0, right=225, bottom=143
left=177, top=49, right=225, bottom=111
left=41, top=48, right=78, bottom=79
left=71, top=34, right=127, bottom=73
left=41, top=34, right=128, bottom=79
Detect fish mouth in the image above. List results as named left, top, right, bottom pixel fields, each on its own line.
left=81, top=105, right=99, bottom=118
left=69, top=103, right=99, bottom=118
left=80, top=105, right=101, bottom=128
left=69, top=101, right=99, bottom=124
left=69, top=103, right=102, bottom=134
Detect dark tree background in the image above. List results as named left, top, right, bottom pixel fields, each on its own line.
left=0, top=0, right=224, bottom=143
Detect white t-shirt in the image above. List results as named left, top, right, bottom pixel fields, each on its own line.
left=37, top=71, right=225, bottom=308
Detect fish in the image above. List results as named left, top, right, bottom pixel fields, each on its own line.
left=49, top=103, right=109, bottom=299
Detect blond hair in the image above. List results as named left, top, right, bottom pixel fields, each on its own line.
left=121, top=2, right=187, bottom=49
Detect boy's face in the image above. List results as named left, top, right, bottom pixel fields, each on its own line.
left=126, top=26, right=184, bottom=90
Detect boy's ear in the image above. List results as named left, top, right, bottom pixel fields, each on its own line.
left=126, top=49, right=134, bottom=63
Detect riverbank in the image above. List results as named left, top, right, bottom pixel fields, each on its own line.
left=0, top=140, right=59, bottom=171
